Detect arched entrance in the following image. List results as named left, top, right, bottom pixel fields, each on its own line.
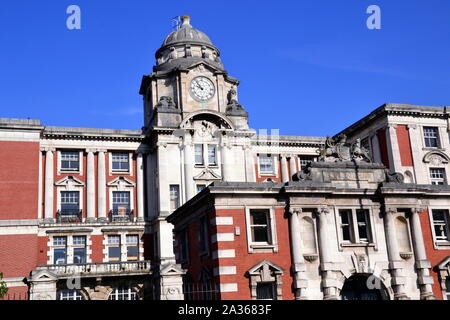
left=340, top=274, right=388, bottom=300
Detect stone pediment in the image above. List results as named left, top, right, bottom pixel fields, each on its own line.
left=54, top=176, right=85, bottom=189
left=30, top=269, right=58, bottom=282
left=423, top=151, right=450, bottom=166
left=187, top=61, right=221, bottom=74
left=160, top=263, right=186, bottom=276
left=194, top=168, right=221, bottom=181
left=107, top=176, right=135, bottom=189
left=247, top=259, right=284, bottom=277
left=437, top=256, right=450, bottom=271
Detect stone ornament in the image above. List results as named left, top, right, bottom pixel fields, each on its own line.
left=319, top=134, right=371, bottom=163
left=225, top=88, right=246, bottom=115
left=156, top=96, right=176, bottom=109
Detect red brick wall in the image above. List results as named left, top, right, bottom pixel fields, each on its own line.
left=37, top=236, right=49, bottom=265
left=0, top=234, right=37, bottom=278
left=0, top=141, right=39, bottom=220
left=377, top=129, right=390, bottom=169
left=0, top=286, right=29, bottom=300
left=419, top=209, right=450, bottom=300
left=90, top=235, right=105, bottom=263
left=215, top=208, right=294, bottom=300
left=396, top=125, right=414, bottom=167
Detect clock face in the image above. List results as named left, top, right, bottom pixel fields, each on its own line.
left=190, top=76, right=215, bottom=102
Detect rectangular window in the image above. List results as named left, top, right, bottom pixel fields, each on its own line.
left=108, top=235, right=121, bottom=262
left=208, top=145, right=217, bottom=166
left=198, top=216, right=209, bottom=254
left=53, top=236, right=67, bottom=246
left=197, top=184, right=206, bottom=193
left=259, top=156, right=274, bottom=175
left=60, top=191, right=79, bottom=215
left=126, top=235, right=139, bottom=261
left=356, top=210, right=370, bottom=243
left=112, top=191, right=130, bottom=215
left=339, top=209, right=372, bottom=244
left=249, top=209, right=271, bottom=244
left=169, top=185, right=180, bottom=211
left=112, top=153, right=130, bottom=172
left=424, top=127, right=440, bottom=148
left=339, top=210, right=352, bottom=242
left=256, top=282, right=276, bottom=300
left=299, top=156, right=315, bottom=170
left=72, top=236, right=86, bottom=264
left=53, top=236, right=67, bottom=265
left=430, top=168, right=446, bottom=185
left=61, top=151, right=80, bottom=171
left=195, top=144, right=204, bottom=165
left=432, top=210, right=450, bottom=242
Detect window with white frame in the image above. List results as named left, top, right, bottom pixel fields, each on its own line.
left=53, top=236, right=67, bottom=265
left=58, top=289, right=84, bottom=300
left=432, top=210, right=450, bottom=242
left=195, top=144, right=204, bottom=165
left=72, top=236, right=87, bottom=264
left=126, top=234, right=139, bottom=261
left=259, top=156, right=275, bottom=175
left=249, top=209, right=272, bottom=245
left=198, top=216, right=209, bottom=254
left=256, top=282, right=276, bottom=300
left=207, top=145, right=217, bottom=166
left=108, top=287, right=138, bottom=300
left=169, top=185, right=180, bottom=211
left=112, top=191, right=131, bottom=215
left=60, top=191, right=80, bottom=215
left=111, top=152, right=130, bottom=172
left=60, top=151, right=80, bottom=171
left=423, top=127, right=440, bottom=148
left=108, top=235, right=121, bottom=262
left=338, top=209, right=372, bottom=244
left=430, top=168, right=447, bottom=185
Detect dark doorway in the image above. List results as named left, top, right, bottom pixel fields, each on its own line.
left=340, top=274, right=386, bottom=300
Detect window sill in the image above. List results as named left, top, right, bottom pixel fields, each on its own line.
left=340, top=242, right=376, bottom=248
left=259, top=173, right=276, bottom=177
left=422, top=147, right=445, bottom=152
left=194, top=164, right=205, bottom=168
left=250, top=243, right=277, bottom=253
left=434, top=241, right=450, bottom=248
left=60, top=170, right=81, bottom=174
left=111, top=170, right=131, bottom=175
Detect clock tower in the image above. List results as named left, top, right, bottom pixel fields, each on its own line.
left=139, top=16, right=255, bottom=274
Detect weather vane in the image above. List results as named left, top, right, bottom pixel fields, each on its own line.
left=172, top=16, right=181, bottom=30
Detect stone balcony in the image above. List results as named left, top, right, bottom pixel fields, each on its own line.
left=35, top=260, right=152, bottom=279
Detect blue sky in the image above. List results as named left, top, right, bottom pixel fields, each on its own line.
left=0, top=1, right=449, bottom=136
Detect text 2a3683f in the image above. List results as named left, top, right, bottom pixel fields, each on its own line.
left=221, top=304, right=272, bottom=315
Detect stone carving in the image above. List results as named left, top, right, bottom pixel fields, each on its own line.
left=169, top=47, right=177, bottom=60
left=293, top=165, right=312, bottom=181
left=318, top=134, right=371, bottom=163
left=386, top=171, right=405, bottom=183
left=185, top=44, right=192, bottom=57
left=156, top=96, right=176, bottom=109
left=212, top=50, right=221, bottom=63
left=225, top=88, right=245, bottom=115
left=201, top=46, right=210, bottom=59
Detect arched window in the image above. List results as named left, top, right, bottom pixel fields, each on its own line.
left=58, top=289, right=84, bottom=300
left=108, top=287, right=138, bottom=300
left=340, top=275, right=386, bottom=300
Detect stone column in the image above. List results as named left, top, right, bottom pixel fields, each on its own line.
left=289, top=207, right=308, bottom=300
left=409, top=207, right=435, bottom=299
left=86, top=150, right=96, bottom=222
left=136, top=152, right=145, bottom=221
left=44, top=148, right=55, bottom=222
left=384, top=207, right=409, bottom=299
left=183, top=135, right=195, bottom=201
left=280, top=155, right=289, bottom=183
left=289, top=155, right=297, bottom=178
left=316, top=207, right=338, bottom=300
left=97, top=150, right=107, bottom=221
left=221, top=142, right=232, bottom=182
left=385, top=124, right=402, bottom=173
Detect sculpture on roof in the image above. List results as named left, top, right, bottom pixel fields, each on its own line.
left=318, top=134, right=371, bottom=163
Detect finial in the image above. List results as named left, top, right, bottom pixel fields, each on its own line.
left=181, top=15, right=191, bottom=26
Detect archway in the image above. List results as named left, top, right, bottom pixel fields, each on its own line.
left=340, top=274, right=388, bottom=300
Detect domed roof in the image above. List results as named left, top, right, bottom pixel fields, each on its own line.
left=161, top=16, right=214, bottom=48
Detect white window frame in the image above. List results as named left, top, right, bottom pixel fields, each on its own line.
left=49, top=234, right=91, bottom=265
left=58, top=289, right=84, bottom=300
left=106, top=234, right=122, bottom=262
left=335, top=207, right=376, bottom=248
left=111, top=152, right=131, bottom=174
left=429, top=207, right=450, bottom=248
left=245, top=207, right=278, bottom=253
left=194, top=144, right=204, bottom=166
left=126, top=234, right=140, bottom=261
left=207, top=144, right=218, bottom=167
left=422, top=126, right=441, bottom=148
left=258, top=155, right=277, bottom=177
left=108, top=152, right=133, bottom=176
left=108, top=287, right=138, bottom=300
left=72, top=235, right=87, bottom=264
left=169, top=184, right=180, bottom=211
left=429, top=167, right=447, bottom=185
left=57, top=150, right=84, bottom=175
